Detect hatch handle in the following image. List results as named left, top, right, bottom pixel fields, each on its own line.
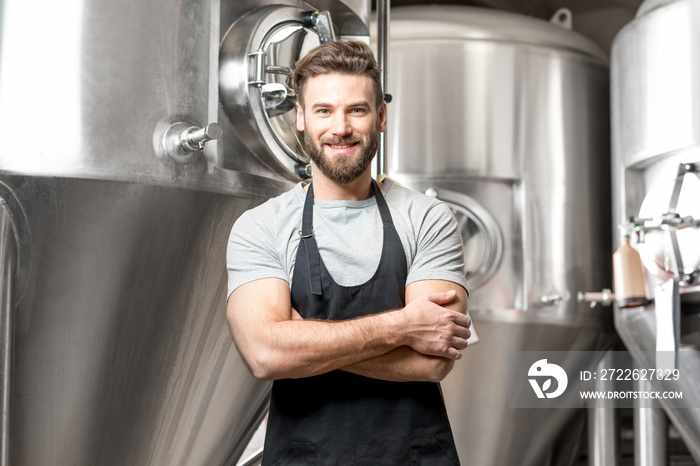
left=265, top=65, right=293, bottom=76
left=248, top=50, right=266, bottom=87
left=301, top=10, right=336, bottom=44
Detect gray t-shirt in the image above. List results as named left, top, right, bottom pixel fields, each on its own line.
left=226, top=178, right=467, bottom=299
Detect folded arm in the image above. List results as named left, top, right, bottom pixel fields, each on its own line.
left=340, top=279, right=469, bottom=382
left=226, top=277, right=470, bottom=381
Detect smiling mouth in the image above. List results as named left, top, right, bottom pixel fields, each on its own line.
left=327, top=143, right=357, bottom=149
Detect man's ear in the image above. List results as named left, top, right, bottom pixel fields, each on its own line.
left=378, top=101, right=387, bottom=133
left=296, top=102, right=305, bottom=132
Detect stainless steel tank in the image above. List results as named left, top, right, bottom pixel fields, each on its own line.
left=612, top=0, right=700, bottom=462
left=383, top=6, right=615, bottom=465
left=0, top=0, right=367, bottom=464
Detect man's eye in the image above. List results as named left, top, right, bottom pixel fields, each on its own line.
left=351, top=108, right=366, bottom=114
left=318, top=109, right=330, bottom=114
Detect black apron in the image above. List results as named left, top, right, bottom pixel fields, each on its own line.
left=262, top=181, right=460, bottom=466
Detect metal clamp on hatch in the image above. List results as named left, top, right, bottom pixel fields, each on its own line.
left=627, top=162, right=700, bottom=370
left=301, top=10, right=337, bottom=44
left=631, top=161, right=700, bottom=286
left=247, top=10, right=336, bottom=89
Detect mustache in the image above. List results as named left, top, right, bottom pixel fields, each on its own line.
left=320, top=136, right=361, bottom=145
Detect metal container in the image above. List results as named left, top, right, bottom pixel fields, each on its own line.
left=612, top=0, right=700, bottom=462
left=384, top=6, right=614, bottom=465
left=0, top=0, right=371, bottom=463
left=0, top=0, right=299, bottom=464
left=218, top=0, right=370, bottom=181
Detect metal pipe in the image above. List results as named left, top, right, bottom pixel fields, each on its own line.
left=634, top=378, right=668, bottom=466
left=0, top=201, right=17, bottom=466
left=587, top=352, right=620, bottom=466
left=376, top=0, right=389, bottom=178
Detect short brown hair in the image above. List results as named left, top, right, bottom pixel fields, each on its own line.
left=292, top=40, right=383, bottom=110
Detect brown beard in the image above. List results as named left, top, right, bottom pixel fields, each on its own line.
left=303, top=125, right=379, bottom=185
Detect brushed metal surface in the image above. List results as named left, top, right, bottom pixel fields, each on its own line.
left=442, top=321, right=614, bottom=466
left=587, top=353, right=621, bottom=466
left=611, top=0, right=700, bottom=460
left=0, top=0, right=215, bottom=183
left=634, top=378, right=669, bottom=466
left=386, top=5, right=612, bottom=321
left=0, top=0, right=298, bottom=463
left=612, top=0, right=700, bottom=169
left=384, top=6, right=614, bottom=466
left=3, top=176, right=276, bottom=466
left=0, top=206, right=17, bottom=466
left=0, top=0, right=293, bottom=197
left=614, top=307, right=700, bottom=463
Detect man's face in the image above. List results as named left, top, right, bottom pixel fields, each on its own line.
left=296, top=73, right=386, bottom=185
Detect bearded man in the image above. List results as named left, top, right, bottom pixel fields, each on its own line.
left=226, top=40, right=469, bottom=465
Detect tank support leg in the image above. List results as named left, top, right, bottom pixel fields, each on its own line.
left=587, top=351, right=620, bottom=466
left=0, top=202, right=17, bottom=466
left=634, top=378, right=668, bottom=466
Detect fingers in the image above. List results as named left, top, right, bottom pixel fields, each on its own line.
left=411, top=322, right=471, bottom=360
left=402, top=290, right=472, bottom=360
left=431, top=315, right=473, bottom=358
left=446, top=347, right=463, bottom=360
left=454, top=312, right=471, bottom=329
left=451, top=323, right=471, bottom=342
left=444, top=328, right=472, bottom=360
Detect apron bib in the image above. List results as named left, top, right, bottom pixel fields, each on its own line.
left=262, top=181, right=460, bottom=466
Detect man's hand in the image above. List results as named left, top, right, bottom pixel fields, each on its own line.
left=341, top=281, right=470, bottom=382
left=397, top=289, right=471, bottom=360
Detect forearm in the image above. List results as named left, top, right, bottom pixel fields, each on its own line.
left=342, top=346, right=455, bottom=382
left=232, top=307, right=403, bottom=381
left=228, top=279, right=469, bottom=382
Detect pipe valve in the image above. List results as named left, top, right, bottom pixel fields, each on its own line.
left=180, top=124, right=223, bottom=152
left=540, top=291, right=570, bottom=306
left=577, top=288, right=614, bottom=308
left=158, top=121, right=222, bottom=164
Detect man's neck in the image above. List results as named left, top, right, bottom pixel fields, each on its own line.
left=307, top=169, right=376, bottom=201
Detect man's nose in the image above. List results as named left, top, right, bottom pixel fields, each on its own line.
left=330, top=112, right=352, bottom=136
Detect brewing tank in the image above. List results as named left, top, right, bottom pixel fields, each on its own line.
left=0, top=0, right=372, bottom=462
left=383, top=6, right=614, bottom=465
left=612, top=0, right=700, bottom=461
left=0, top=0, right=369, bottom=464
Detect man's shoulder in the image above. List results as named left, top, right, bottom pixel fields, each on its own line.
left=382, top=178, right=444, bottom=213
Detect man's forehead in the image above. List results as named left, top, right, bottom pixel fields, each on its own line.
left=306, top=72, right=372, bottom=86
left=303, top=73, right=375, bottom=102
